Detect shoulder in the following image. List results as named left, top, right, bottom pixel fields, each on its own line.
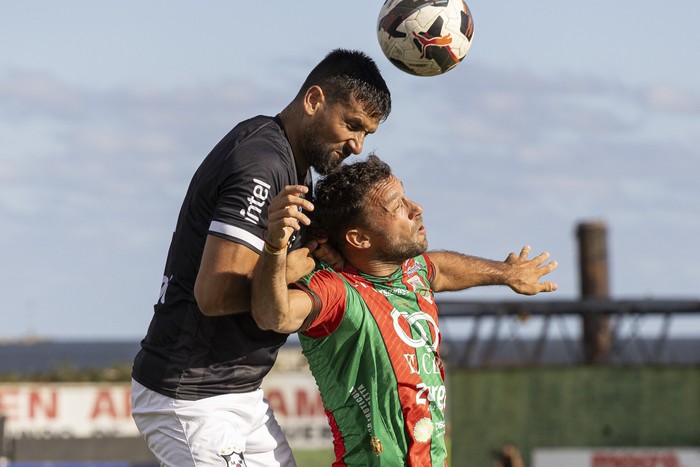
left=213, top=116, right=295, bottom=190
left=295, top=264, right=350, bottom=338
left=231, top=116, right=289, bottom=156
left=300, top=262, right=346, bottom=287
left=404, top=254, right=436, bottom=283
left=206, top=116, right=287, bottom=166
left=232, top=115, right=283, bottom=139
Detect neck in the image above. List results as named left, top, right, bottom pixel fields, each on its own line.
left=278, top=106, right=309, bottom=176
left=346, top=253, right=403, bottom=278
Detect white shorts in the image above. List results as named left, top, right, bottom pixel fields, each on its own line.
left=131, top=379, right=297, bottom=467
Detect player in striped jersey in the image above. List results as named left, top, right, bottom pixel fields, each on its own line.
left=252, top=155, right=558, bottom=466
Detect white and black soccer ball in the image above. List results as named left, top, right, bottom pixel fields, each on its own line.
left=377, top=0, right=475, bottom=77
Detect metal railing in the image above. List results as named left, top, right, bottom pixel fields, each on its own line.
left=437, top=299, right=700, bottom=368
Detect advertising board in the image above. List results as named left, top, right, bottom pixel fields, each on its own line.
left=533, top=448, right=700, bottom=467
left=0, top=371, right=330, bottom=449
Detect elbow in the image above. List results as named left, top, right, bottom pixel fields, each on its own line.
left=194, top=274, right=250, bottom=316
left=196, top=293, right=248, bottom=317
left=197, top=299, right=218, bottom=317
left=251, top=309, right=274, bottom=331
left=194, top=279, right=217, bottom=316
left=251, top=308, right=300, bottom=334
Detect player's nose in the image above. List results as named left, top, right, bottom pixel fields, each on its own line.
left=409, top=199, right=423, bottom=218
left=347, top=134, right=364, bottom=155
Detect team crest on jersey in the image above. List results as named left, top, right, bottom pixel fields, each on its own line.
left=404, top=259, right=422, bottom=276
left=370, top=435, right=383, bottom=456
left=406, top=274, right=434, bottom=304
left=221, top=450, right=246, bottom=467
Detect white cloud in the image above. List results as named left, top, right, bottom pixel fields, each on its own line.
left=1, top=50, right=699, bottom=338
left=643, top=84, right=700, bottom=113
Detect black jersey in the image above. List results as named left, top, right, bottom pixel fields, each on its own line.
left=132, top=115, right=312, bottom=400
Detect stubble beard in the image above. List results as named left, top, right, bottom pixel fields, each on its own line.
left=374, top=233, right=428, bottom=264
left=301, top=121, right=345, bottom=176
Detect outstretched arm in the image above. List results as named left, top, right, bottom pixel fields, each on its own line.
left=251, top=185, right=315, bottom=333
left=427, top=245, right=558, bottom=295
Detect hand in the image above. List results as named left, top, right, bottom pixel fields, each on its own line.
left=285, top=238, right=345, bottom=282
left=265, top=185, right=314, bottom=249
left=310, top=237, right=345, bottom=270
left=505, top=245, right=558, bottom=295
left=286, top=242, right=317, bottom=283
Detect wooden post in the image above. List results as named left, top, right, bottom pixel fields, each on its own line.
left=0, top=414, right=5, bottom=459
left=577, top=221, right=612, bottom=364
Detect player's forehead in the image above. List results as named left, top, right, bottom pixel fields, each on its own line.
left=366, top=175, right=403, bottom=206
left=335, top=95, right=382, bottom=133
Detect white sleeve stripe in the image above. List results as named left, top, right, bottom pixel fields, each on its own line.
left=209, top=221, right=264, bottom=252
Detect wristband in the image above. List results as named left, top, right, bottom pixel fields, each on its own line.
left=263, top=241, right=288, bottom=256
left=262, top=229, right=288, bottom=255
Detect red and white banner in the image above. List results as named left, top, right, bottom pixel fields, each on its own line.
left=533, top=448, right=700, bottom=467
left=262, top=372, right=331, bottom=449
left=0, top=371, right=331, bottom=448
left=0, top=383, right=135, bottom=439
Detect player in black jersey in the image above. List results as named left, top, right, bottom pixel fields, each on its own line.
left=130, top=49, right=391, bottom=467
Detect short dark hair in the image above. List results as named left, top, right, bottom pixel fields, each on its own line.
left=310, top=154, right=393, bottom=249
left=298, top=49, right=392, bottom=122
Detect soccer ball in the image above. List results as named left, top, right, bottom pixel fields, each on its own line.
left=377, top=0, right=475, bottom=77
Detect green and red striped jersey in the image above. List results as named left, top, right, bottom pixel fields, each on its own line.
left=295, top=254, right=447, bottom=466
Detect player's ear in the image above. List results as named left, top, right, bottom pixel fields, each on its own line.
left=346, top=228, right=371, bottom=250
left=303, top=86, right=325, bottom=116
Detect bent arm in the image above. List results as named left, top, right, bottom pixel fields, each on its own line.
left=428, top=246, right=558, bottom=295
left=194, top=233, right=319, bottom=317
left=251, top=185, right=316, bottom=333
left=252, top=246, right=315, bottom=333
left=194, top=235, right=259, bottom=316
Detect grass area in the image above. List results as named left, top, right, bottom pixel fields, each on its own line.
left=293, top=437, right=451, bottom=465
left=293, top=449, right=336, bottom=465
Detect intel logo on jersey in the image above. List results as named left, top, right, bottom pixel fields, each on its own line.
left=240, top=178, right=271, bottom=224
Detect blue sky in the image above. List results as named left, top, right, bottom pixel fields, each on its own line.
left=1, top=1, right=699, bottom=339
